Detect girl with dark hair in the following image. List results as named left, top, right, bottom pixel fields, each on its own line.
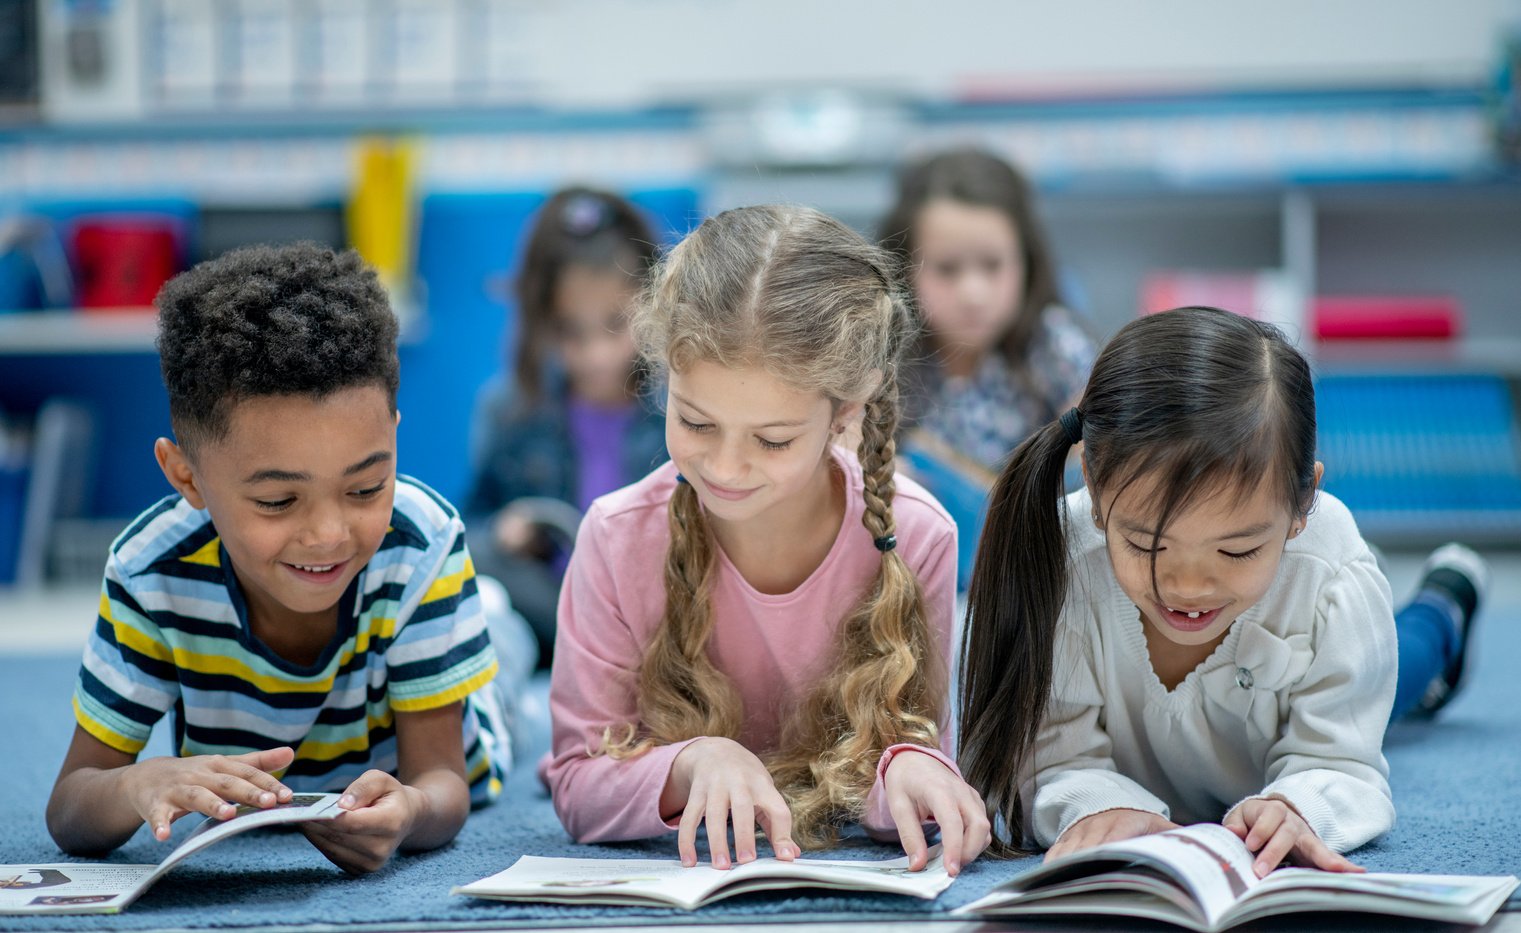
left=958, top=306, right=1485, bottom=879
left=466, top=187, right=668, bottom=665
left=880, top=148, right=1096, bottom=475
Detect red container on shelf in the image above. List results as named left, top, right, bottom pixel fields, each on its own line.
left=72, top=218, right=183, bottom=311
left=1313, top=295, right=1463, bottom=341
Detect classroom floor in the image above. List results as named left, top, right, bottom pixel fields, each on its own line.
left=3, top=549, right=1518, bottom=933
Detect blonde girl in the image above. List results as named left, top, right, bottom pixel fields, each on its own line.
left=539, top=205, right=990, bottom=874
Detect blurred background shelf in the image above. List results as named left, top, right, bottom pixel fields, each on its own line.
left=0, top=309, right=157, bottom=354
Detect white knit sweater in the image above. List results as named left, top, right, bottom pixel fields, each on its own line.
left=1022, top=488, right=1398, bottom=852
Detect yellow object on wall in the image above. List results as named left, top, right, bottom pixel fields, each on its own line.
left=347, top=138, right=417, bottom=299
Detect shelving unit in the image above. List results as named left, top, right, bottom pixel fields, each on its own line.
left=0, top=309, right=157, bottom=354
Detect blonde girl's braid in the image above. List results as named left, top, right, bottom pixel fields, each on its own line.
left=768, top=297, right=944, bottom=846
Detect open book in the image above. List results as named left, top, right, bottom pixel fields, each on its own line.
left=956, top=823, right=1518, bottom=932
left=454, top=846, right=951, bottom=910
left=0, top=792, right=342, bottom=915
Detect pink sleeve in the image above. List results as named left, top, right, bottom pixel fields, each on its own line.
left=537, top=509, right=694, bottom=843
left=861, top=521, right=963, bottom=839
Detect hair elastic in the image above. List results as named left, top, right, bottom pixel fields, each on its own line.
left=675, top=473, right=688, bottom=485
left=1059, top=407, right=1085, bottom=445
left=562, top=193, right=612, bottom=237
left=873, top=534, right=897, bottom=553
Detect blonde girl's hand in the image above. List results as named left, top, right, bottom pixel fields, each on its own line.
left=1046, top=808, right=1179, bottom=862
left=1224, top=797, right=1364, bottom=878
left=883, top=750, right=991, bottom=877
left=665, top=737, right=799, bottom=870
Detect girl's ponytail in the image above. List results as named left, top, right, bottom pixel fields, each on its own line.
left=958, top=410, right=1082, bottom=855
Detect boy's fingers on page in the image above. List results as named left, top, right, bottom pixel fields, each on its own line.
left=219, top=759, right=290, bottom=801
left=1223, top=809, right=1248, bottom=837
left=179, top=784, right=237, bottom=821
left=705, top=795, right=733, bottom=870
left=208, top=771, right=280, bottom=809
left=146, top=802, right=179, bottom=841
left=730, top=793, right=757, bottom=863
left=1254, top=824, right=1297, bottom=878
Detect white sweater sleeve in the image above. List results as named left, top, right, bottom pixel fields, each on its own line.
left=1231, top=552, right=1398, bottom=851
left=1028, top=619, right=1172, bottom=848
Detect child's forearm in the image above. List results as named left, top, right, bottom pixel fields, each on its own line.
left=397, top=767, right=471, bottom=852
left=47, top=764, right=146, bottom=855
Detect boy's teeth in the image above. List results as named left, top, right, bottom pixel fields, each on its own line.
left=1188, top=611, right=1201, bottom=619
left=294, top=563, right=335, bottom=572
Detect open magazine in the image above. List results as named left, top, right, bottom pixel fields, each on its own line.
left=454, top=845, right=951, bottom=910
left=955, top=823, right=1518, bottom=932
left=0, top=792, right=343, bottom=915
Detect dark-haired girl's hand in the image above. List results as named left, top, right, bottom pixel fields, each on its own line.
left=1046, top=808, right=1178, bottom=862
left=883, top=750, right=991, bottom=877
left=662, top=737, right=799, bottom=869
left=1224, top=797, right=1363, bottom=878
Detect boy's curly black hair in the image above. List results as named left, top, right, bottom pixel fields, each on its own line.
left=156, top=242, right=399, bottom=455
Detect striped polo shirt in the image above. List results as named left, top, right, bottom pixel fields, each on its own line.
left=74, top=475, right=506, bottom=805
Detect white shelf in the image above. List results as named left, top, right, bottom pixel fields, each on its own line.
left=1309, top=337, right=1521, bottom=377
left=0, top=303, right=427, bottom=356
left=0, top=310, right=158, bottom=354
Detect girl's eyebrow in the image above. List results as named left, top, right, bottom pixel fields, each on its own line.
left=668, top=391, right=810, bottom=429
left=1116, top=519, right=1275, bottom=542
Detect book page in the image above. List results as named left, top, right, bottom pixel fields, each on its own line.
left=1, top=792, right=344, bottom=915
left=962, top=824, right=1256, bottom=927
left=455, top=855, right=734, bottom=909
left=455, top=847, right=951, bottom=909
left=1228, top=868, right=1520, bottom=926
left=0, top=864, right=157, bottom=915
left=147, top=792, right=344, bottom=883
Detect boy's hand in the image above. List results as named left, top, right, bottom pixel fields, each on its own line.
left=300, top=770, right=420, bottom=875
left=1046, top=808, right=1178, bottom=862
left=1224, top=797, right=1364, bottom=878
left=663, top=737, right=799, bottom=870
left=883, top=750, right=991, bottom=877
left=123, top=747, right=296, bottom=841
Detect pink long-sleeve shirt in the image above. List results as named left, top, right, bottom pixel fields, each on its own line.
left=539, top=450, right=960, bottom=843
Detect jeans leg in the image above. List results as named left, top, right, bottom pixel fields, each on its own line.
left=1390, top=591, right=1461, bottom=722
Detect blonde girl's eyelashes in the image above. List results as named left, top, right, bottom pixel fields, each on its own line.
left=679, top=415, right=794, bottom=451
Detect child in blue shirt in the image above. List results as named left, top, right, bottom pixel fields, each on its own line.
left=47, top=244, right=515, bottom=874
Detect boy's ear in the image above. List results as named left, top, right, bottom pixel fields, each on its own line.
left=154, top=437, right=206, bottom=510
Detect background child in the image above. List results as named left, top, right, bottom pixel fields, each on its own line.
left=879, top=148, right=1096, bottom=476
left=540, top=205, right=989, bottom=875
left=47, top=244, right=514, bottom=875
left=957, top=306, right=1485, bottom=878
left=466, top=187, right=667, bottom=667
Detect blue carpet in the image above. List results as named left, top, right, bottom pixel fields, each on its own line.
left=3, top=608, right=1519, bottom=931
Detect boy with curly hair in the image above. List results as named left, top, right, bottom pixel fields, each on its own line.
left=47, top=243, right=513, bottom=874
